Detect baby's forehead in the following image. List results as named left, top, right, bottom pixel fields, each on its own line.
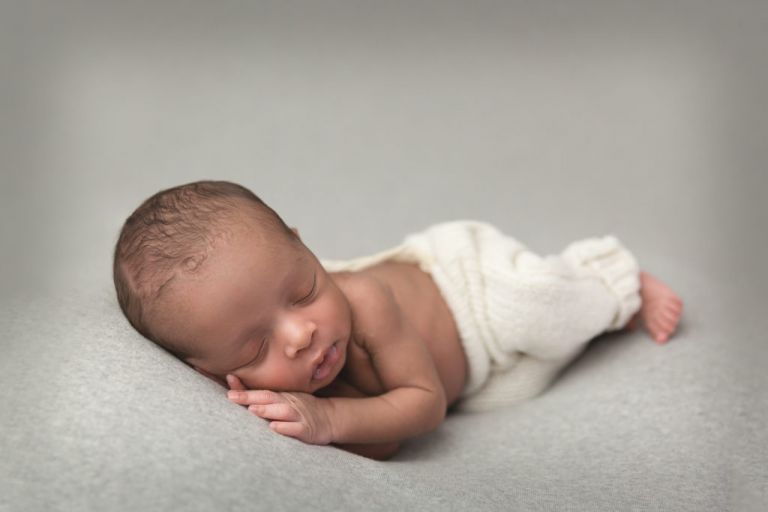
left=220, top=228, right=299, bottom=264
left=205, top=223, right=306, bottom=275
left=223, top=207, right=293, bottom=243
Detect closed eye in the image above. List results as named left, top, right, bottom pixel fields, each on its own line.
left=296, top=273, right=317, bottom=305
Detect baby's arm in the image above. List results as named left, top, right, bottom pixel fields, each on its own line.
left=316, top=378, right=401, bottom=460
left=322, top=276, right=448, bottom=444
left=228, top=276, right=447, bottom=446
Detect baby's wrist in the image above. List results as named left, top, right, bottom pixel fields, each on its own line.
left=320, top=397, right=341, bottom=443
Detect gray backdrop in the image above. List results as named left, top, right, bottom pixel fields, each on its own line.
left=1, top=1, right=766, bottom=511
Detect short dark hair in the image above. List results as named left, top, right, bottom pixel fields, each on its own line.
left=113, top=180, right=292, bottom=357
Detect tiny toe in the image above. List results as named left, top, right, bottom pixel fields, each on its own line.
left=648, top=318, right=665, bottom=341
left=661, top=310, right=679, bottom=326
left=651, top=321, right=669, bottom=340
left=652, top=314, right=666, bottom=330
left=660, top=321, right=675, bottom=336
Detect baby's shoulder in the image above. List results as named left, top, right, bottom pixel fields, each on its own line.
left=335, top=272, right=398, bottom=318
left=333, top=272, right=404, bottom=344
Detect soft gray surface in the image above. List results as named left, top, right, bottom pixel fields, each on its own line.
left=1, top=1, right=766, bottom=511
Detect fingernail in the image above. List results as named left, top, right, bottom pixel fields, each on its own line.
left=227, top=391, right=239, bottom=399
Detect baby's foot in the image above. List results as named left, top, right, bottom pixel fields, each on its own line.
left=630, top=271, right=684, bottom=344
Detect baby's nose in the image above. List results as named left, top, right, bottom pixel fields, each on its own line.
left=283, top=320, right=316, bottom=358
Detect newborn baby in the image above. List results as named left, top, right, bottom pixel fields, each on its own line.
left=114, top=180, right=683, bottom=460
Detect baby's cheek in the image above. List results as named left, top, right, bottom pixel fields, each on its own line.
left=236, top=367, right=278, bottom=391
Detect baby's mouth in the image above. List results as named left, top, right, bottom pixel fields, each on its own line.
left=312, top=342, right=339, bottom=381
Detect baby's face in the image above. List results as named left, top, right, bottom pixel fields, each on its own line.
left=163, top=223, right=351, bottom=394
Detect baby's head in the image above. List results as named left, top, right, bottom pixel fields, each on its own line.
left=114, top=180, right=351, bottom=392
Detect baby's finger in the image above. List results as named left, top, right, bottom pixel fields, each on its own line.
left=248, top=402, right=301, bottom=422
left=227, top=389, right=282, bottom=405
left=226, top=374, right=246, bottom=391
left=269, top=421, right=306, bottom=439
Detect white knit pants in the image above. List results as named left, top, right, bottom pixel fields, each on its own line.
left=440, top=227, right=642, bottom=412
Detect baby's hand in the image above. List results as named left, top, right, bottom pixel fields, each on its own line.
left=225, top=374, right=247, bottom=391
left=226, top=377, right=334, bottom=445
